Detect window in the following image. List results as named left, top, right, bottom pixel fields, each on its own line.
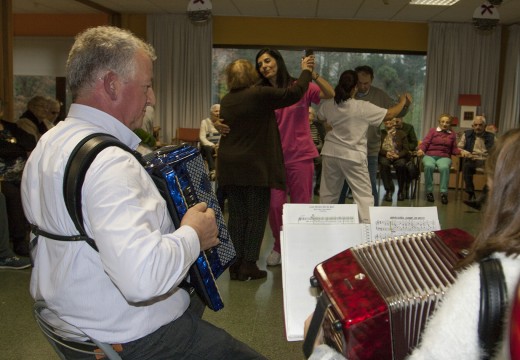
left=212, top=48, right=426, bottom=135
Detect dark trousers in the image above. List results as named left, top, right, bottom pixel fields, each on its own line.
left=379, top=157, right=408, bottom=194
left=338, top=180, right=350, bottom=203
left=58, top=293, right=266, bottom=360
left=313, top=155, right=322, bottom=192
left=225, top=185, right=270, bottom=262
left=462, top=158, right=485, bottom=193
left=1, top=180, right=27, bottom=244
left=200, top=145, right=216, bottom=171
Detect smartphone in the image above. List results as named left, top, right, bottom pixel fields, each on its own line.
left=304, top=49, right=314, bottom=57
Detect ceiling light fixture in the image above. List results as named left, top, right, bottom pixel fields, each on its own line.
left=409, top=0, right=460, bottom=5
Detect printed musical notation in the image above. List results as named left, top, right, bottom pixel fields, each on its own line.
left=297, top=214, right=357, bottom=224
left=369, top=207, right=440, bottom=241
left=283, top=204, right=359, bottom=225
left=372, top=218, right=439, bottom=240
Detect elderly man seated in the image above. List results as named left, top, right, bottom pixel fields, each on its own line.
left=379, top=118, right=410, bottom=202
left=457, top=115, right=495, bottom=201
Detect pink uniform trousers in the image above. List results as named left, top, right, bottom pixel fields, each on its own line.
left=269, top=158, right=314, bottom=253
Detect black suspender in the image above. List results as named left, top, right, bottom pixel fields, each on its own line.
left=31, top=133, right=137, bottom=252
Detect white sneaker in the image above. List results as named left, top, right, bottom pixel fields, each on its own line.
left=266, top=250, right=281, bottom=266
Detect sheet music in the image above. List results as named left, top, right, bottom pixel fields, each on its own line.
left=369, top=206, right=440, bottom=240
left=281, top=222, right=370, bottom=341
left=282, top=203, right=359, bottom=225
left=280, top=204, right=440, bottom=342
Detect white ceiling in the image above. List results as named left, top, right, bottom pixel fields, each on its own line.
left=12, top=0, right=520, bottom=25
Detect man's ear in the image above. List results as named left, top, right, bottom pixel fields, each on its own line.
left=102, top=71, right=119, bottom=100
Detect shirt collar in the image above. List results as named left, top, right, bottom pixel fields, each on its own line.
left=66, top=104, right=142, bottom=150
left=436, top=126, right=451, bottom=134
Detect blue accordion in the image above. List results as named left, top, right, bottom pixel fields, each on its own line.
left=143, top=144, right=235, bottom=311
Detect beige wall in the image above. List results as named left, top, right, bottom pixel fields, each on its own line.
left=213, top=16, right=428, bottom=52
left=13, top=14, right=428, bottom=53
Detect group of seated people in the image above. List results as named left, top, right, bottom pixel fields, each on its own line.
left=377, top=113, right=495, bottom=206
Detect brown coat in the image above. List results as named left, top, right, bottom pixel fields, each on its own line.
left=217, top=70, right=312, bottom=190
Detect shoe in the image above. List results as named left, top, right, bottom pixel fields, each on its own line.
left=383, top=192, right=393, bottom=202
left=466, top=191, right=476, bottom=201
left=426, top=193, right=434, bottom=202
left=397, top=192, right=405, bottom=201
left=266, top=250, right=281, bottom=266
left=441, top=193, right=448, bottom=205
left=0, top=256, right=31, bottom=270
left=229, top=258, right=242, bottom=280
left=237, top=261, right=267, bottom=281
left=314, top=187, right=320, bottom=196
left=13, top=242, right=30, bottom=257
left=464, top=199, right=482, bottom=210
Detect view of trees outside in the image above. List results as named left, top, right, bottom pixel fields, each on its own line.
left=212, top=47, right=426, bottom=135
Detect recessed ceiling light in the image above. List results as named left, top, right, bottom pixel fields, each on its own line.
left=410, top=0, right=461, bottom=5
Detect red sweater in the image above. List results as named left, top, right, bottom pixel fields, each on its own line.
left=419, top=127, right=461, bottom=158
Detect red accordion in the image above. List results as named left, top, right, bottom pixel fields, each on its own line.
left=307, top=228, right=474, bottom=360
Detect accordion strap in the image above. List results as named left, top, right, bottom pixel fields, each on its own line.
left=303, top=292, right=330, bottom=359
left=30, top=133, right=137, bottom=252
left=479, top=257, right=508, bottom=359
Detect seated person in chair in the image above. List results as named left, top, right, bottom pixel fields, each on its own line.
left=199, top=104, right=221, bottom=180
left=394, top=117, right=418, bottom=198
left=22, top=26, right=265, bottom=360
left=417, top=113, right=468, bottom=205
left=379, top=118, right=410, bottom=202
left=457, top=115, right=495, bottom=201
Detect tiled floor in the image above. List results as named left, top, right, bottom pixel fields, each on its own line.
left=0, top=185, right=483, bottom=360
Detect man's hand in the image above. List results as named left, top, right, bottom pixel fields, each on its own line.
left=181, top=202, right=219, bottom=251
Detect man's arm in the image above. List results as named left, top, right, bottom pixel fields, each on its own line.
left=83, top=149, right=209, bottom=302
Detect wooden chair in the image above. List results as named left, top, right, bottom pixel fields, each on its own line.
left=173, top=128, right=200, bottom=147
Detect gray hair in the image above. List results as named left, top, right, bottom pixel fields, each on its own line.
left=27, top=95, right=50, bottom=111
left=474, top=115, right=487, bottom=125
left=66, top=26, right=156, bottom=100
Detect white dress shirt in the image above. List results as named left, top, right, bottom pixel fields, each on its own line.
left=22, top=104, right=201, bottom=343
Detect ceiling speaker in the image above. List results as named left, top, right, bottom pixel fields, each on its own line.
left=473, top=1, right=500, bottom=31
left=187, top=0, right=212, bottom=23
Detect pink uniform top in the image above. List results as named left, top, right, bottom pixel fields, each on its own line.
left=275, top=82, right=321, bottom=165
